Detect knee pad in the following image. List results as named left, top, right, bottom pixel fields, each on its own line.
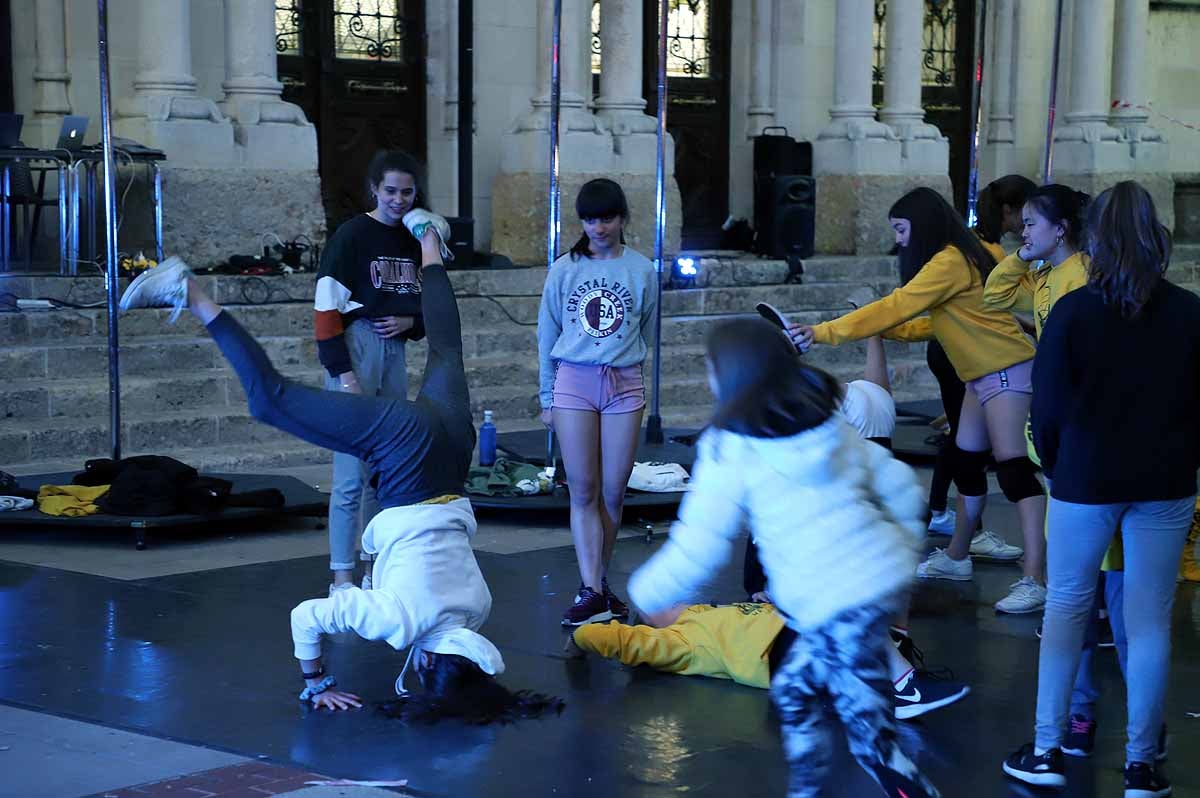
left=951, top=446, right=989, bottom=497
left=996, top=456, right=1044, bottom=503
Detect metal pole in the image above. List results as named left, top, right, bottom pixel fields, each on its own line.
left=965, top=0, right=987, bottom=226
left=57, top=163, right=68, bottom=275
left=457, top=0, right=474, bottom=257
left=153, top=163, right=163, bottom=263
left=645, top=0, right=669, bottom=446
left=97, top=0, right=122, bottom=461
left=1042, top=0, right=1065, bottom=183
left=546, top=0, right=563, bottom=469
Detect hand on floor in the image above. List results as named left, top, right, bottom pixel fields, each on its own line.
left=311, top=690, right=364, bottom=711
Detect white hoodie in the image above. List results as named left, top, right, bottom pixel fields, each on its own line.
left=290, top=498, right=503, bottom=678
left=628, top=417, right=925, bottom=632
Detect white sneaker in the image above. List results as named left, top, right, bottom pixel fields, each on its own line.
left=995, top=576, right=1047, bottom=614
left=969, top=530, right=1024, bottom=561
left=916, top=548, right=973, bottom=581
left=361, top=573, right=372, bottom=590
left=928, top=509, right=956, bottom=534
left=119, top=256, right=192, bottom=321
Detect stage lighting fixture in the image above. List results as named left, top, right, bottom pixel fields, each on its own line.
left=670, top=256, right=698, bottom=288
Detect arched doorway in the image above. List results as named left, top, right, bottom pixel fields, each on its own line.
left=275, top=1, right=426, bottom=233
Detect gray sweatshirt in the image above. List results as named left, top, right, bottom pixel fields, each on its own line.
left=537, top=247, right=660, bottom=409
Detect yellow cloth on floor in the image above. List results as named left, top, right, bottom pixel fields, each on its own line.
left=37, top=484, right=110, bottom=517
left=573, top=602, right=786, bottom=689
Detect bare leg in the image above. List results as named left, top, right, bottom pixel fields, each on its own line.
left=946, top=390, right=990, bottom=561
left=554, top=408, right=606, bottom=591
left=862, top=335, right=891, bottom=394
left=598, top=409, right=644, bottom=574
left=982, top=391, right=1046, bottom=580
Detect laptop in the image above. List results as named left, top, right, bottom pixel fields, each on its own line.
left=57, top=115, right=89, bottom=150
left=0, top=113, right=23, bottom=147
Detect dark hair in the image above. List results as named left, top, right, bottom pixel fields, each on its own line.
left=1025, top=184, right=1091, bottom=250
left=888, top=187, right=997, bottom=284
left=569, top=178, right=629, bottom=260
left=380, top=653, right=564, bottom=725
left=975, top=174, right=1037, bottom=243
left=1085, top=180, right=1171, bottom=319
left=365, top=150, right=428, bottom=211
left=705, top=319, right=840, bottom=438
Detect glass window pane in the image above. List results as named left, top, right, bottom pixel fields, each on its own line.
left=275, top=1, right=303, bottom=56
left=333, top=0, right=409, bottom=62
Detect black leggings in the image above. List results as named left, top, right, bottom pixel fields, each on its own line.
left=926, top=341, right=964, bottom=514
left=207, top=264, right=475, bottom=506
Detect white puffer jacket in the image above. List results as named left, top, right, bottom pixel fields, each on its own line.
left=629, top=417, right=925, bottom=631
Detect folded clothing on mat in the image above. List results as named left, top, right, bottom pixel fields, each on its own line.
left=627, top=461, right=690, bottom=493
left=72, top=456, right=284, bottom=516
left=37, top=484, right=110, bottom=517
left=465, top=458, right=553, bottom=497
left=0, top=496, right=35, bottom=512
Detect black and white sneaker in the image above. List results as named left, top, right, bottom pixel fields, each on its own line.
left=894, top=669, right=971, bottom=720
left=118, top=255, right=193, bottom=322
left=1002, top=743, right=1066, bottom=788
left=755, top=301, right=789, bottom=331
left=1124, top=761, right=1171, bottom=797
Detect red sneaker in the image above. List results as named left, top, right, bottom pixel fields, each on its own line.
left=561, top=585, right=613, bottom=627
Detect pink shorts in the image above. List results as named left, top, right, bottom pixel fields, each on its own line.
left=966, top=358, right=1034, bottom=406
left=552, top=362, right=646, bottom=414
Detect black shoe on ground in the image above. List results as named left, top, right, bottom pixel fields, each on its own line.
left=1097, top=614, right=1116, bottom=648
left=1124, top=760, right=1171, bottom=797
left=1002, top=743, right=1066, bottom=788
left=1062, top=714, right=1097, bottom=757
left=894, top=670, right=971, bottom=720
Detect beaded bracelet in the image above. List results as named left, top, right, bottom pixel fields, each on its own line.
left=299, top=674, right=337, bottom=702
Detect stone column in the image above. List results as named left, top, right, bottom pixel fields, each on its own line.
left=595, top=0, right=655, bottom=135
left=219, top=0, right=316, bottom=169
left=28, top=0, right=72, bottom=147
left=746, top=0, right=776, bottom=136
left=445, top=8, right=459, bottom=133
left=814, top=0, right=915, bottom=255
left=116, top=0, right=234, bottom=166
left=492, top=0, right=679, bottom=265
left=1052, top=0, right=1125, bottom=172
left=980, top=0, right=1016, bottom=182
left=1110, top=0, right=1166, bottom=168
left=878, top=0, right=948, bottom=172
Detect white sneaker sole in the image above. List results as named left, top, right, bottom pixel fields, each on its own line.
left=1125, top=787, right=1172, bottom=798
left=916, top=567, right=973, bottom=582
left=995, top=599, right=1046, bottom=615
left=895, top=685, right=971, bottom=720
left=1061, top=745, right=1092, bottom=758
left=1002, top=762, right=1066, bottom=788
left=970, top=547, right=1024, bottom=561
left=561, top=609, right=613, bottom=627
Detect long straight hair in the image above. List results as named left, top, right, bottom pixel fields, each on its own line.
left=706, top=319, right=840, bottom=439
left=568, top=178, right=629, bottom=261
left=380, top=653, right=564, bottom=725
left=1085, top=180, right=1171, bottom=319
left=889, top=187, right=997, bottom=285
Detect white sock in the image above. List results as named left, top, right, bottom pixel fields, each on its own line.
left=1034, top=746, right=1049, bottom=756
left=894, top=668, right=914, bottom=689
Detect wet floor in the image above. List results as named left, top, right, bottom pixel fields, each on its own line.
left=1, top=507, right=1197, bottom=798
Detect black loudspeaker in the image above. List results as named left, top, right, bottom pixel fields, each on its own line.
left=446, top=217, right=475, bottom=267
left=755, top=175, right=815, bottom=259
left=753, top=127, right=813, bottom=179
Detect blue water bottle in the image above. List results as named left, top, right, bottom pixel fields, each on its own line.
left=479, top=410, right=497, bottom=467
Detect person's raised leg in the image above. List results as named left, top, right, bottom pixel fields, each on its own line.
left=554, top=407, right=611, bottom=625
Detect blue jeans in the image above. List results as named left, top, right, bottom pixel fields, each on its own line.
left=1035, top=497, right=1192, bottom=764
left=206, top=265, right=475, bottom=518
left=1069, top=571, right=1127, bottom=718
left=326, top=319, right=408, bottom=571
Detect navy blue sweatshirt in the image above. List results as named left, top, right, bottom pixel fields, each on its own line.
left=1031, top=281, right=1200, bottom=504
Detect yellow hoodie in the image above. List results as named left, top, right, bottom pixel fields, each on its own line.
left=983, top=251, right=1090, bottom=340
left=811, top=245, right=1035, bottom=381
left=572, top=603, right=785, bottom=689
